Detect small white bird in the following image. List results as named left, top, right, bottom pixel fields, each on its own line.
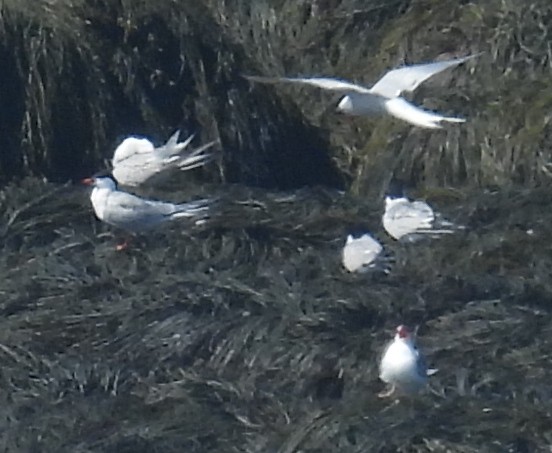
left=382, top=181, right=456, bottom=241
left=342, top=232, right=384, bottom=273
left=245, top=54, right=479, bottom=129
left=379, top=325, right=434, bottom=397
left=111, top=130, right=218, bottom=187
left=82, top=175, right=212, bottom=236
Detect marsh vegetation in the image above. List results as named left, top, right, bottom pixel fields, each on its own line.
left=1, top=0, right=552, bottom=451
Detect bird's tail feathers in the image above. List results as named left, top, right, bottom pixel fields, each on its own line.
left=417, top=228, right=455, bottom=235
left=399, top=228, right=456, bottom=243
left=174, top=140, right=219, bottom=171
left=435, top=215, right=467, bottom=231
left=175, top=198, right=212, bottom=215
left=173, top=198, right=216, bottom=225
left=162, top=131, right=195, bottom=155
left=439, top=116, right=465, bottom=124
left=427, top=368, right=439, bottom=376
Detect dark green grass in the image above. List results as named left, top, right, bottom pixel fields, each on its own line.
left=1, top=178, right=552, bottom=451
left=2, top=0, right=552, bottom=192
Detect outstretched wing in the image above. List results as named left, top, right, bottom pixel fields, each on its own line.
left=371, top=54, right=480, bottom=98
left=154, top=130, right=194, bottom=160
left=244, top=75, right=371, bottom=94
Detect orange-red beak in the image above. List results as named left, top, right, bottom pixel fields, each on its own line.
left=81, top=177, right=95, bottom=186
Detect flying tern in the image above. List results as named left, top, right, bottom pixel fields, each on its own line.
left=245, top=54, right=479, bottom=129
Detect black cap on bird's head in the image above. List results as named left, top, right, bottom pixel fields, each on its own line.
left=385, top=178, right=409, bottom=200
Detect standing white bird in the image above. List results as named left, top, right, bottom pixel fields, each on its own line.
left=82, top=175, right=212, bottom=235
left=111, top=130, right=218, bottom=187
left=379, top=325, right=434, bottom=397
left=382, top=181, right=457, bottom=241
left=342, top=232, right=384, bottom=273
left=245, top=54, right=479, bottom=129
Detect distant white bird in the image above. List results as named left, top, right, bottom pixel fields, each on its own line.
left=382, top=181, right=457, bottom=241
left=82, top=175, right=211, bottom=235
left=379, top=325, right=435, bottom=397
left=112, top=130, right=218, bottom=187
left=245, top=54, right=479, bottom=129
left=342, top=232, right=384, bottom=273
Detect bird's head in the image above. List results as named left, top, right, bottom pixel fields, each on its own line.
left=81, top=174, right=117, bottom=191
left=336, top=95, right=354, bottom=114
left=395, top=325, right=411, bottom=340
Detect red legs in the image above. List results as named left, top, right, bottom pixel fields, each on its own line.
left=115, top=237, right=131, bottom=251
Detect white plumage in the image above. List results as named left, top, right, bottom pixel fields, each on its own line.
left=382, top=195, right=455, bottom=241
left=112, top=130, right=218, bottom=187
left=83, top=175, right=211, bottom=234
left=245, top=54, right=479, bottom=129
left=341, top=233, right=384, bottom=273
left=379, top=325, right=434, bottom=397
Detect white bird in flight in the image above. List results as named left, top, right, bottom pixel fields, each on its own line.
left=245, top=54, right=479, bottom=129
left=111, top=130, right=218, bottom=187
left=379, top=325, right=435, bottom=397
left=82, top=175, right=212, bottom=239
left=342, top=231, right=384, bottom=273
left=382, top=180, right=458, bottom=241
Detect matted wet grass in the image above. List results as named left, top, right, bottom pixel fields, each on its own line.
left=1, top=178, right=551, bottom=451
left=2, top=0, right=552, bottom=450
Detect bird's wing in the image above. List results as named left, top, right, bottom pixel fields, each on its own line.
left=104, top=191, right=176, bottom=226
left=164, top=129, right=181, bottom=148
left=414, top=346, right=429, bottom=378
left=173, top=139, right=219, bottom=170
left=112, top=137, right=155, bottom=165
left=370, top=54, right=479, bottom=98
left=173, top=198, right=212, bottom=218
left=409, top=201, right=436, bottom=222
left=244, top=75, right=371, bottom=94
left=387, top=201, right=434, bottom=224
left=343, top=236, right=382, bottom=272
left=154, top=131, right=196, bottom=160
left=355, top=235, right=383, bottom=258
left=378, top=339, right=394, bottom=376
left=384, top=201, right=435, bottom=239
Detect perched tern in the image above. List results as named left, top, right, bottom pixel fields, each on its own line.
left=245, top=54, right=479, bottom=129
left=342, top=231, right=384, bottom=273
left=379, top=325, right=435, bottom=397
left=382, top=181, right=457, bottom=241
left=112, top=130, right=218, bottom=187
left=82, top=175, right=212, bottom=236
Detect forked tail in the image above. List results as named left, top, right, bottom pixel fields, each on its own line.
left=173, top=198, right=213, bottom=221
left=174, top=140, right=219, bottom=171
